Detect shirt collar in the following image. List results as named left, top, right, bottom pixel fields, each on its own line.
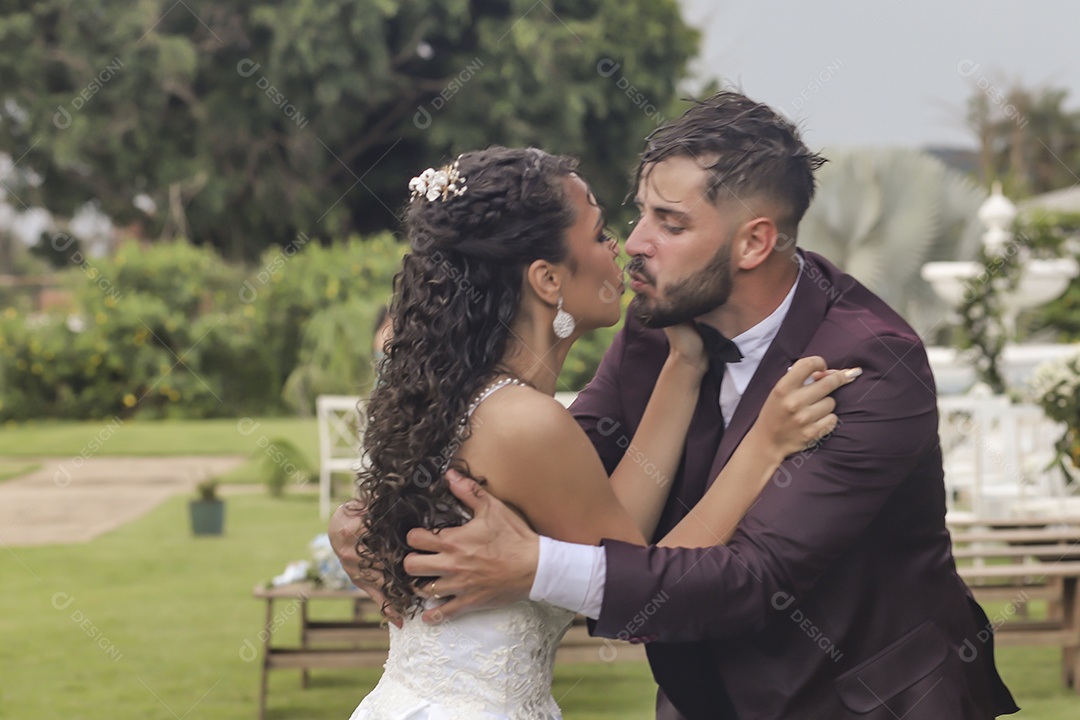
left=726, top=255, right=803, bottom=394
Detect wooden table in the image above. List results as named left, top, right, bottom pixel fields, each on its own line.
left=951, top=518, right=1080, bottom=691
left=252, top=583, right=386, bottom=720
left=252, top=581, right=643, bottom=719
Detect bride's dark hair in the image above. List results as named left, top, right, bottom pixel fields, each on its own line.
left=355, top=146, right=580, bottom=616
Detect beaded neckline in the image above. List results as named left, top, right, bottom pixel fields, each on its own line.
left=436, top=376, right=529, bottom=475
left=463, top=376, right=529, bottom=421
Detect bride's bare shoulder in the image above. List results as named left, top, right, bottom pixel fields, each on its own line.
left=469, top=384, right=580, bottom=443
left=470, top=388, right=578, bottom=433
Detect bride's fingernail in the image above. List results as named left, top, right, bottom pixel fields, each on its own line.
left=844, top=367, right=863, bottom=380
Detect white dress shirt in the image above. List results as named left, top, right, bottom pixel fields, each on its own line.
left=530, top=262, right=802, bottom=618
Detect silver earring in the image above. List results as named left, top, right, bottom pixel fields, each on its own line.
left=553, top=297, right=575, bottom=339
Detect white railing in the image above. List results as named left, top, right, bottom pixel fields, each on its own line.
left=317, top=391, right=1077, bottom=522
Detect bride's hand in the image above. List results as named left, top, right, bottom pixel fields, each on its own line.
left=752, top=357, right=861, bottom=461
left=662, top=322, right=708, bottom=374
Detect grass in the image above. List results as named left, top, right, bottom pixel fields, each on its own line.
left=0, top=419, right=1076, bottom=717
left=0, top=492, right=657, bottom=720
left=1, top=491, right=1076, bottom=719
left=0, top=417, right=319, bottom=460
left=0, top=416, right=324, bottom=489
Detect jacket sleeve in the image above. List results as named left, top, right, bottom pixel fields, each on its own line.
left=591, top=335, right=941, bottom=642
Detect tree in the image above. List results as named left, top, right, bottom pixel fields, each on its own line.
left=965, top=81, right=1080, bottom=198
left=0, top=0, right=698, bottom=260
left=798, top=147, right=986, bottom=338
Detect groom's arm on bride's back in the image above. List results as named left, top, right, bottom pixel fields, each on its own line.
left=591, top=335, right=938, bottom=643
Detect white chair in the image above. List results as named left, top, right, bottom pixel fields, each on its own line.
left=316, top=395, right=366, bottom=519
left=553, top=391, right=579, bottom=408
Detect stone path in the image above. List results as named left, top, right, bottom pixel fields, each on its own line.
left=0, top=456, right=247, bottom=546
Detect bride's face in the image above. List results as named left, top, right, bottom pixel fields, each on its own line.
left=559, top=174, right=624, bottom=332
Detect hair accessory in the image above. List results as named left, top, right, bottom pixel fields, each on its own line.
left=553, top=297, right=575, bottom=339
left=409, top=160, right=467, bottom=202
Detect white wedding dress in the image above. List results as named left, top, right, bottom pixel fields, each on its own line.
left=348, top=598, right=575, bottom=719
left=349, top=377, right=576, bottom=719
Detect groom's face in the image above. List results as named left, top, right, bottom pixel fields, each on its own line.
left=625, top=156, right=741, bottom=328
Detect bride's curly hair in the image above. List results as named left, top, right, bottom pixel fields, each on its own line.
left=355, top=147, right=580, bottom=617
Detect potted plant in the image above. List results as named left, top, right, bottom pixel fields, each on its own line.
left=189, top=479, right=225, bottom=535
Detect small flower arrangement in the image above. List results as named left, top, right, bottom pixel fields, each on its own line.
left=409, top=160, right=466, bottom=202
left=269, top=533, right=353, bottom=589
left=1030, top=350, right=1080, bottom=483
left=309, top=533, right=353, bottom=589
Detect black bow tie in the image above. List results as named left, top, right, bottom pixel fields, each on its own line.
left=695, top=323, right=743, bottom=384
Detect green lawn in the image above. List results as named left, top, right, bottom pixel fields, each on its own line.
left=0, top=492, right=657, bottom=720
left=0, top=417, right=319, bottom=459
left=0, top=416, right=323, bottom=487
left=0, top=418, right=1077, bottom=718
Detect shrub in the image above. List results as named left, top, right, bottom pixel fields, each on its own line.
left=0, top=232, right=617, bottom=420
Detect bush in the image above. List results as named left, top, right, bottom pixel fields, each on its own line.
left=258, top=437, right=316, bottom=497
left=0, top=232, right=618, bottom=420
left=0, top=235, right=404, bottom=421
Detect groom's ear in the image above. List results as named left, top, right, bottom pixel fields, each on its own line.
left=523, top=259, right=562, bottom=305
left=734, top=216, right=779, bottom=271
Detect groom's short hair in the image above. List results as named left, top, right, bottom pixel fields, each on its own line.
left=634, top=91, right=826, bottom=236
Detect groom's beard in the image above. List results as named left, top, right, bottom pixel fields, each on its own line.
left=630, top=241, right=734, bottom=328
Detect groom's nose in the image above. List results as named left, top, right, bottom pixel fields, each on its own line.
left=624, top=218, right=652, bottom=258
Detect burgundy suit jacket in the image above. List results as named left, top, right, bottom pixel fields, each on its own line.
left=571, top=251, right=1018, bottom=720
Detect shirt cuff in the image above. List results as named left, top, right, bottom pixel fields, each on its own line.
left=529, top=536, right=607, bottom=619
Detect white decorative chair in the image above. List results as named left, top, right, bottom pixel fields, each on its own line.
left=316, top=395, right=367, bottom=519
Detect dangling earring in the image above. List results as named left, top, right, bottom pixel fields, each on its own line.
left=553, top=296, right=576, bottom=339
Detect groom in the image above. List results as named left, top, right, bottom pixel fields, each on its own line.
left=334, top=92, right=1017, bottom=719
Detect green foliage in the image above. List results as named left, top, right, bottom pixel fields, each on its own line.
left=0, top=234, right=404, bottom=421
left=956, top=212, right=1079, bottom=393
left=966, top=84, right=1080, bottom=197
left=257, top=437, right=316, bottom=497
left=195, top=478, right=219, bottom=501
left=0, top=0, right=698, bottom=258
left=1028, top=212, right=1080, bottom=340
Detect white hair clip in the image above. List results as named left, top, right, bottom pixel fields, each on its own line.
left=409, top=160, right=467, bottom=202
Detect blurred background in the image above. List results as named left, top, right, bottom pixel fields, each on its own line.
left=2, top=1, right=1080, bottom=718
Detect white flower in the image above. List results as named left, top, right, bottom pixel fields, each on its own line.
left=409, top=162, right=466, bottom=202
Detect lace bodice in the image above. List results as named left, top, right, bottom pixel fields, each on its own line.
left=350, top=599, right=575, bottom=719
left=351, top=377, right=573, bottom=719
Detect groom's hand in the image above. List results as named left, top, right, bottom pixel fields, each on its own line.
left=404, top=469, right=540, bottom=624
left=328, top=501, right=403, bottom=628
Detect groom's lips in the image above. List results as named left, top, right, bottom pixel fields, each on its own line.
left=628, top=272, right=651, bottom=291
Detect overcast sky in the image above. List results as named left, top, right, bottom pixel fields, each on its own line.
left=678, top=0, right=1080, bottom=151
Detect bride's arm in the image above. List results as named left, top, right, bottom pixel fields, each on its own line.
left=469, top=359, right=852, bottom=552
left=658, top=360, right=858, bottom=548
left=606, top=325, right=706, bottom=539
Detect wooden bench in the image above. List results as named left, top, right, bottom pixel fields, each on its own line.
left=950, top=518, right=1080, bottom=691
left=253, top=582, right=643, bottom=719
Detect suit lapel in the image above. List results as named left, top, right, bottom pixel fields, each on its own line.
left=704, top=252, right=833, bottom=489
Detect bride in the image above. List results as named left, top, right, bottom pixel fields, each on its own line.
left=336, top=146, right=854, bottom=719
